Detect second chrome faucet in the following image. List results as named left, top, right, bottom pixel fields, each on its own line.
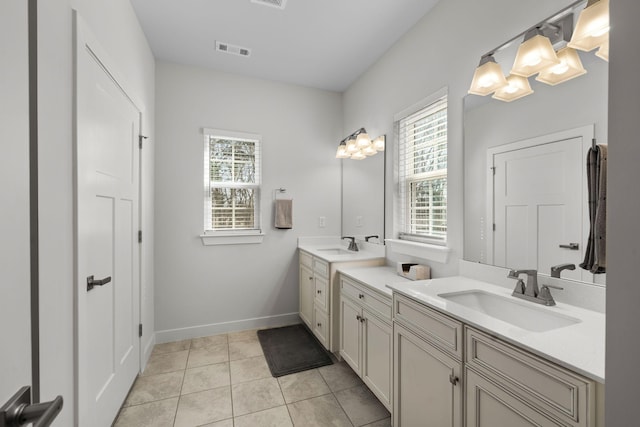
left=507, top=269, right=563, bottom=306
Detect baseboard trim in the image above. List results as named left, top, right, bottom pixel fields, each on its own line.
left=141, top=333, right=156, bottom=372
left=155, top=312, right=301, bottom=344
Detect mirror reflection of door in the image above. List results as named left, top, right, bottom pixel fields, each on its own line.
left=488, top=127, right=597, bottom=283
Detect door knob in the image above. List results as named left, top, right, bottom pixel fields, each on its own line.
left=86, top=275, right=112, bottom=291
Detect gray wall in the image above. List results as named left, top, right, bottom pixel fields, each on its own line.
left=606, top=0, right=640, bottom=424
left=154, top=62, right=343, bottom=340
left=36, top=0, right=155, bottom=424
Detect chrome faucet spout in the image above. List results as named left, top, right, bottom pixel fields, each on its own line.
left=341, top=236, right=359, bottom=252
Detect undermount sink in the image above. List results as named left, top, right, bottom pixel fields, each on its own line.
left=438, top=290, right=581, bottom=332
left=316, top=248, right=353, bottom=255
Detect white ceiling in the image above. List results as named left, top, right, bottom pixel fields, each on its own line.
left=130, top=0, right=441, bottom=92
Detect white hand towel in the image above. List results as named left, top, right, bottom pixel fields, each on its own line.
left=275, top=199, right=293, bottom=229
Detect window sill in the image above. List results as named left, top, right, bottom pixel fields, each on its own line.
left=200, top=232, right=265, bottom=246
left=385, top=238, right=450, bottom=264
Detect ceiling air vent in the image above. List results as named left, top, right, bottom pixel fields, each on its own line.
left=216, top=41, right=251, bottom=58
left=251, top=0, right=287, bottom=10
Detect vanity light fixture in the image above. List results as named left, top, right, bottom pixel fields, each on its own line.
left=468, top=0, right=607, bottom=102
left=492, top=74, right=534, bottom=102
left=568, top=0, right=609, bottom=53
left=468, top=55, right=508, bottom=96
left=511, top=28, right=560, bottom=78
left=335, top=129, right=385, bottom=160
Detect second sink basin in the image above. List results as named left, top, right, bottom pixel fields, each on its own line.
left=316, top=248, right=353, bottom=255
left=438, top=290, right=581, bottom=332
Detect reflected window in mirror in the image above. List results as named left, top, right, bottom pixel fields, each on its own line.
left=397, top=93, right=448, bottom=245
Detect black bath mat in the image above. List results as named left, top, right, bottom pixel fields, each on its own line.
left=257, top=324, right=333, bottom=377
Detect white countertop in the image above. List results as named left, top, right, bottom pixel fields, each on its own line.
left=337, top=266, right=410, bottom=298
left=387, top=276, right=605, bottom=383
left=298, top=241, right=385, bottom=263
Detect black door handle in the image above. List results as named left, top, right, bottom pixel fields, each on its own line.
left=87, top=275, right=112, bottom=291
left=0, top=386, right=63, bottom=427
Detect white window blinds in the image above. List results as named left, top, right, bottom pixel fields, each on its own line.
left=203, top=129, right=262, bottom=232
left=397, top=95, right=448, bottom=244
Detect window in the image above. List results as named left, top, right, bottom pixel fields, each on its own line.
left=397, top=94, right=447, bottom=244
left=202, top=129, right=262, bottom=243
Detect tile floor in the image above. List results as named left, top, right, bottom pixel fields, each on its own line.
left=114, top=328, right=391, bottom=427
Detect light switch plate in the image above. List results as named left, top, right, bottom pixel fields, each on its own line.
left=318, top=216, right=326, bottom=228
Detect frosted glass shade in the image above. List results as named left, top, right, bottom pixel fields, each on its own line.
left=362, top=145, right=377, bottom=156
left=356, top=132, right=371, bottom=148
left=373, top=136, right=385, bottom=151
left=336, top=145, right=350, bottom=158
left=536, top=47, right=587, bottom=86
left=511, top=34, right=560, bottom=77
left=351, top=151, right=366, bottom=160
left=346, top=138, right=358, bottom=153
left=492, top=75, right=534, bottom=102
left=568, top=0, right=609, bottom=52
left=468, top=58, right=508, bottom=96
left=595, top=40, right=609, bottom=61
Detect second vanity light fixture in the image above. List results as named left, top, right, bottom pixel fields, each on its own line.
left=468, top=0, right=608, bottom=102
left=336, top=128, right=385, bottom=160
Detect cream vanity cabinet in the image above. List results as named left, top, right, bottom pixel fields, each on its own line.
left=339, top=274, right=394, bottom=411
left=392, top=292, right=601, bottom=427
left=298, top=249, right=383, bottom=351
left=393, top=293, right=464, bottom=427
left=464, top=327, right=596, bottom=427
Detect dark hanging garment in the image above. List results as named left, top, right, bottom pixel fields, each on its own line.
left=580, top=144, right=607, bottom=274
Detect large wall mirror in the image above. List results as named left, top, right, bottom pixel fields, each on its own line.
left=463, top=27, right=608, bottom=285
left=341, top=142, right=385, bottom=243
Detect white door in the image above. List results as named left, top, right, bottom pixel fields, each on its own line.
left=0, top=0, right=32, bottom=404
left=491, top=135, right=584, bottom=280
left=75, top=15, right=140, bottom=426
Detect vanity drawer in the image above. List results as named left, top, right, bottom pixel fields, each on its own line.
left=465, top=327, right=595, bottom=426
left=341, top=277, right=391, bottom=321
left=299, top=250, right=313, bottom=268
left=314, top=274, right=329, bottom=310
left=393, top=293, right=463, bottom=359
left=313, top=258, right=329, bottom=278
left=313, top=307, right=329, bottom=349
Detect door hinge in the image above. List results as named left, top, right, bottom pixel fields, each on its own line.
left=138, top=230, right=142, bottom=243
left=490, top=166, right=496, bottom=175
left=493, top=223, right=496, bottom=231
left=139, top=135, right=148, bottom=149
left=449, top=374, right=459, bottom=386
left=139, top=324, right=143, bottom=337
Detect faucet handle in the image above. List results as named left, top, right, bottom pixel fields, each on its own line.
left=538, top=284, right=563, bottom=306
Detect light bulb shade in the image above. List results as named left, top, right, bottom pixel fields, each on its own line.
left=536, top=47, right=587, bottom=86
left=346, top=138, right=358, bottom=153
left=595, top=39, right=609, bottom=61
left=568, top=0, right=609, bottom=52
left=511, top=34, right=560, bottom=77
left=351, top=151, right=366, bottom=160
left=362, top=145, right=377, bottom=156
left=468, top=57, right=508, bottom=96
left=492, top=74, right=534, bottom=102
left=356, top=132, right=371, bottom=148
left=372, top=136, right=385, bottom=152
left=336, top=145, right=350, bottom=158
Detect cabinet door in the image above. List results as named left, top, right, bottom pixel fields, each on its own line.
left=299, top=263, right=314, bottom=328
left=465, top=368, right=565, bottom=427
left=394, top=323, right=462, bottom=427
left=362, top=309, right=392, bottom=410
left=314, top=274, right=329, bottom=311
left=339, top=296, right=362, bottom=373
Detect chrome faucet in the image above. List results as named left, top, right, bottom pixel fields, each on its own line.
left=507, top=269, right=563, bottom=306
left=550, top=263, right=575, bottom=278
left=341, top=236, right=359, bottom=251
